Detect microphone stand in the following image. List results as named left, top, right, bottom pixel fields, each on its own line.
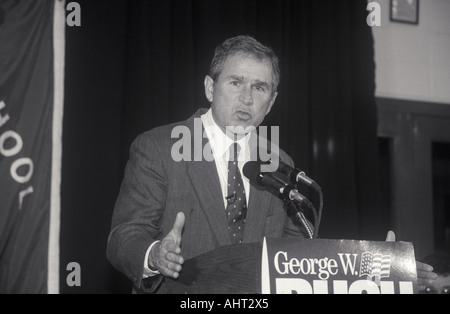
left=283, top=185, right=323, bottom=240
left=284, top=197, right=316, bottom=240
left=315, top=187, right=323, bottom=238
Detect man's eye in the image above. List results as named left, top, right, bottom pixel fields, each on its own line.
left=254, top=86, right=265, bottom=92
left=231, top=81, right=241, bottom=86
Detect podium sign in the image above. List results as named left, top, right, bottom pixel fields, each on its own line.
left=262, top=238, right=418, bottom=294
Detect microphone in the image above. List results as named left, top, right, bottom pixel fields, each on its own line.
left=277, top=160, right=321, bottom=191
left=243, top=161, right=313, bottom=208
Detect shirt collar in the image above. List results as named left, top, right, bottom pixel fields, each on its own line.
left=201, top=109, right=252, bottom=162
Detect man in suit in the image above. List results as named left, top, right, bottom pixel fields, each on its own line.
left=107, top=34, right=439, bottom=294
left=108, top=33, right=440, bottom=294
left=106, top=35, right=309, bottom=293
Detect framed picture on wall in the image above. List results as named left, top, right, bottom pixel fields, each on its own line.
left=390, top=0, right=420, bottom=25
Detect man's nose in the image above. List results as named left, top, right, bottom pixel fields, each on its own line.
left=238, top=86, right=254, bottom=105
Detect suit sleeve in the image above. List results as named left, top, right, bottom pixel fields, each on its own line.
left=106, top=133, right=167, bottom=292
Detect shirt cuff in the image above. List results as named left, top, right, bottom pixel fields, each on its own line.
left=143, top=241, right=161, bottom=278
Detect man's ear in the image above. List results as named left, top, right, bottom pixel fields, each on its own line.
left=266, top=91, right=278, bottom=115
left=204, top=75, right=214, bottom=103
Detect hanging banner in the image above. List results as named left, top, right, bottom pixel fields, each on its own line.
left=0, top=0, right=64, bottom=294
left=262, top=238, right=418, bottom=294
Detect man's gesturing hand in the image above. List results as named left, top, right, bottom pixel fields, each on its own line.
left=148, top=212, right=185, bottom=279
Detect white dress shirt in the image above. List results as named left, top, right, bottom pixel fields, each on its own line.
left=201, top=108, right=251, bottom=208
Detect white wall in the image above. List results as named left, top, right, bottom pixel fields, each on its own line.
left=371, top=0, right=450, bottom=104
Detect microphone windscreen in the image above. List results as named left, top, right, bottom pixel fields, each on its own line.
left=242, top=161, right=263, bottom=184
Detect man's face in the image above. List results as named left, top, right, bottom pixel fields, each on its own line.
left=204, top=54, right=278, bottom=136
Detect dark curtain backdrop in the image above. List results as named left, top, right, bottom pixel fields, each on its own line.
left=62, top=0, right=385, bottom=293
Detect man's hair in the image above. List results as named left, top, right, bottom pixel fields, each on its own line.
left=209, top=35, right=280, bottom=93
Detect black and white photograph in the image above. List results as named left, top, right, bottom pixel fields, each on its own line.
left=0, top=0, right=449, bottom=297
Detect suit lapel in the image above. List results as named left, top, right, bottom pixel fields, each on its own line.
left=243, top=131, right=273, bottom=243
left=186, top=159, right=232, bottom=247
left=184, top=110, right=276, bottom=246
left=184, top=110, right=232, bottom=246
left=187, top=157, right=273, bottom=246
left=242, top=178, right=272, bottom=243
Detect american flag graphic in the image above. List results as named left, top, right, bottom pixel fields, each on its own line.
left=360, top=252, right=392, bottom=285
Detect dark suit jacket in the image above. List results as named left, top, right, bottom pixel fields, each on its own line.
left=106, top=108, right=308, bottom=293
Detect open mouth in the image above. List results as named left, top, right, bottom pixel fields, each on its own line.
left=235, top=110, right=252, bottom=121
